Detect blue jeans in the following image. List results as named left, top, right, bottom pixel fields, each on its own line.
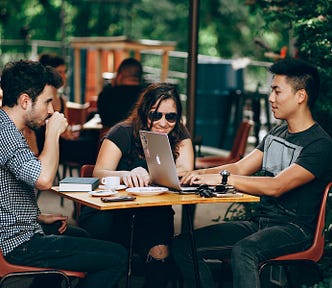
left=5, top=233, right=127, bottom=288
left=172, top=217, right=313, bottom=288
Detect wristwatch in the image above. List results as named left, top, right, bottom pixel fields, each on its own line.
left=220, top=170, right=230, bottom=185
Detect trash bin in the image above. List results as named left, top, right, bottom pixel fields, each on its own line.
left=195, top=59, right=244, bottom=150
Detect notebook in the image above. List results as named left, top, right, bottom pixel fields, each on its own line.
left=59, top=177, right=99, bottom=192
left=139, top=130, right=198, bottom=193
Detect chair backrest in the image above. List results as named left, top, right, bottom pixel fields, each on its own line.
left=80, top=164, right=95, bottom=178
left=66, top=102, right=90, bottom=126
left=229, top=120, right=252, bottom=160
left=194, top=120, right=253, bottom=169
left=273, top=181, right=332, bottom=262
left=74, top=164, right=96, bottom=219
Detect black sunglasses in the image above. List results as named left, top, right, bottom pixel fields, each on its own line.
left=148, top=111, right=178, bottom=123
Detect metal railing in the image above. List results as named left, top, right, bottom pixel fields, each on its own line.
left=0, top=39, right=274, bottom=150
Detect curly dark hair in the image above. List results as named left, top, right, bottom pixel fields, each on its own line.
left=1, top=60, right=63, bottom=107
left=125, top=82, right=186, bottom=160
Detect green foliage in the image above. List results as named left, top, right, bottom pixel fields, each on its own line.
left=249, top=0, right=332, bottom=136
left=0, top=0, right=271, bottom=59
left=0, top=0, right=330, bottom=124
left=199, top=0, right=267, bottom=58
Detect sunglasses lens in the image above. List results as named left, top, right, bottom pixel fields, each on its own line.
left=165, top=113, right=178, bottom=123
left=149, top=111, right=178, bottom=123
left=149, top=111, right=163, bottom=121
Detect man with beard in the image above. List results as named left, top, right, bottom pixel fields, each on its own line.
left=0, top=60, right=127, bottom=288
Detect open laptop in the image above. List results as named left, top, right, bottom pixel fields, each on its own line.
left=139, top=130, right=198, bottom=193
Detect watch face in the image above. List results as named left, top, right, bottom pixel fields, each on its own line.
left=221, top=170, right=230, bottom=176
left=220, top=170, right=230, bottom=185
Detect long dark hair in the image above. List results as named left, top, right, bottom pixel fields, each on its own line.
left=125, top=82, right=185, bottom=160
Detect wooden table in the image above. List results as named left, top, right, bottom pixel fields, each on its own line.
left=51, top=187, right=258, bottom=210
left=51, top=187, right=259, bottom=287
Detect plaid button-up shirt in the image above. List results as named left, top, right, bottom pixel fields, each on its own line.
left=0, top=109, right=43, bottom=255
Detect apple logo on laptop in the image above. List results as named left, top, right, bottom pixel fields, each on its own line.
left=155, top=154, right=161, bottom=165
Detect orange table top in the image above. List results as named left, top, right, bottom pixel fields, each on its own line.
left=50, top=186, right=259, bottom=211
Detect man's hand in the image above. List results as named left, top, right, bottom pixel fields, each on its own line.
left=181, top=173, right=221, bottom=186
left=122, top=167, right=150, bottom=187
left=180, top=169, right=205, bottom=185
left=46, top=111, right=68, bottom=137
left=37, top=213, right=68, bottom=234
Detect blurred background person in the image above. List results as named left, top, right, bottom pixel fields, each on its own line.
left=39, top=52, right=68, bottom=114
left=97, top=57, right=144, bottom=131
left=35, top=53, right=78, bottom=153
left=34, top=53, right=99, bottom=200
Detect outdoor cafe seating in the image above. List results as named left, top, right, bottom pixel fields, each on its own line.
left=206, top=182, right=332, bottom=288
left=195, top=120, right=252, bottom=169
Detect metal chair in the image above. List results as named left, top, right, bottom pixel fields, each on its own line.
left=195, top=120, right=252, bottom=169
left=0, top=249, right=85, bottom=288
left=258, top=182, right=332, bottom=287
left=211, top=182, right=331, bottom=288
left=75, top=164, right=96, bottom=219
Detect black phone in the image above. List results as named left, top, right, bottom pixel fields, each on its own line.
left=101, top=196, right=136, bottom=202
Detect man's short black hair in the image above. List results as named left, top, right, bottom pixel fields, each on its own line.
left=269, top=58, right=320, bottom=108
left=1, top=60, right=63, bottom=107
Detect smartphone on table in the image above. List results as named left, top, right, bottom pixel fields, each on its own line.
left=101, top=196, right=136, bottom=202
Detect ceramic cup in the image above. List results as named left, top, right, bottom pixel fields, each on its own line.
left=101, top=176, right=120, bottom=188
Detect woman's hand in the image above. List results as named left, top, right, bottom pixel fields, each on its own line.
left=122, top=167, right=150, bottom=187
left=37, top=213, right=68, bottom=234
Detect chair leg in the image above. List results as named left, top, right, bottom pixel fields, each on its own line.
left=126, top=213, right=136, bottom=288
left=60, top=164, right=68, bottom=207
left=60, top=197, right=65, bottom=207
left=73, top=203, right=81, bottom=220
left=281, top=265, right=294, bottom=288
left=259, top=261, right=323, bottom=288
left=55, top=170, right=60, bottom=185
left=69, top=166, right=73, bottom=177
left=62, top=164, right=68, bottom=179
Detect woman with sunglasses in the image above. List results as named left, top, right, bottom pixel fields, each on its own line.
left=79, top=82, right=194, bottom=287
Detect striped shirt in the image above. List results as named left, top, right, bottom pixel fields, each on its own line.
left=0, top=109, right=43, bottom=255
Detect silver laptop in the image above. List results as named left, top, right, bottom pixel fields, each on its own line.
left=139, top=130, right=198, bottom=193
